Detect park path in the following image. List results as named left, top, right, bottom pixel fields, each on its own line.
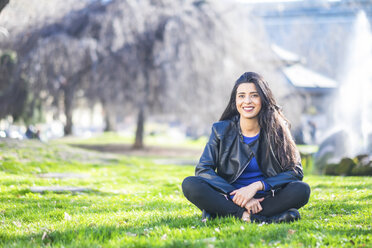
left=72, top=143, right=202, bottom=158
left=71, top=143, right=202, bottom=165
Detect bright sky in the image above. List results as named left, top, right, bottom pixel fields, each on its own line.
left=234, top=0, right=303, bottom=3
left=234, top=0, right=340, bottom=2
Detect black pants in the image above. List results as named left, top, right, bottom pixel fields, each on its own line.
left=182, top=176, right=311, bottom=219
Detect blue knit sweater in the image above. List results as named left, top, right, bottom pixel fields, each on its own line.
left=230, top=133, right=270, bottom=199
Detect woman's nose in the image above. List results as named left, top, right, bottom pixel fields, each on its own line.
left=244, top=96, right=252, bottom=103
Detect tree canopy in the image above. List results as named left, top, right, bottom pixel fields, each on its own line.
left=0, top=0, right=302, bottom=147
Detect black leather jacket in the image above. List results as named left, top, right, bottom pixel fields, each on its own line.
left=195, top=116, right=303, bottom=194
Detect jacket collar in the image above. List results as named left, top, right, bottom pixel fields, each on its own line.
left=231, top=115, right=243, bottom=142
left=231, top=115, right=261, bottom=143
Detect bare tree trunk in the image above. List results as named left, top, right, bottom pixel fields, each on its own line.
left=63, top=86, right=74, bottom=136
left=104, top=113, right=116, bottom=132
left=133, top=105, right=145, bottom=149
left=100, top=98, right=116, bottom=132
left=132, top=34, right=154, bottom=149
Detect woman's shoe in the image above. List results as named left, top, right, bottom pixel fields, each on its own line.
left=251, top=208, right=300, bottom=224
left=268, top=208, right=300, bottom=223
left=201, top=210, right=216, bottom=220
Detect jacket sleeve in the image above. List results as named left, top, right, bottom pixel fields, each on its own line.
left=195, top=125, right=236, bottom=194
left=264, top=163, right=304, bottom=189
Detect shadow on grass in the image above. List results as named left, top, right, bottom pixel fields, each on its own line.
left=305, top=200, right=368, bottom=214
left=0, top=193, right=190, bottom=222
left=3, top=187, right=125, bottom=197
left=2, top=214, right=371, bottom=247
left=70, top=143, right=202, bottom=159
left=311, top=183, right=372, bottom=190
left=0, top=215, right=202, bottom=247
left=359, top=194, right=372, bottom=200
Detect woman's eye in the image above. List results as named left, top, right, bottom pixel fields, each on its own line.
left=251, top=94, right=259, bottom=98
left=238, top=95, right=245, bottom=98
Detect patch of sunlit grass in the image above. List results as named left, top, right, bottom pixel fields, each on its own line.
left=0, top=139, right=371, bottom=247
left=53, top=131, right=208, bottom=149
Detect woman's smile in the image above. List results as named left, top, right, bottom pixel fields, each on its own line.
left=242, top=106, right=254, bottom=112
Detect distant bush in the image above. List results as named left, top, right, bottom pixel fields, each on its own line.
left=351, top=155, right=372, bottom=176
left=324, top=155, right=372, bottom=176
left=324, top=163, right=338, bottom=175
left=351, top=165, right=372, bottom=176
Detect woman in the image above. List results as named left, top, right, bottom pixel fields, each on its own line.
left=182, top=72, right=310, bottom=223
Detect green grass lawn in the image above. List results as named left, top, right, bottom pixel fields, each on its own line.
left=0, top=139, right=371, bottom=247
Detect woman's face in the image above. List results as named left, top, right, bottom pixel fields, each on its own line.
left=235, top=83, right=262, bottom=120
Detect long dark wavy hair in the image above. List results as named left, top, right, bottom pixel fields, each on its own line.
left=220, top=72, right=298, bottom=169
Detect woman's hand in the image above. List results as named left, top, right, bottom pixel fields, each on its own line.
left=245, top=197, right=264, bottom=214
left=230, top=181, right=263, bottom=207
left=245, top=197, right=265, bottom=214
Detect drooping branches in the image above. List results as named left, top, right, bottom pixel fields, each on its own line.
left=0, top=0, right=287, bottom=146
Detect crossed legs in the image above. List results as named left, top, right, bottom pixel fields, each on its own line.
left=182, top=176, right=310, bottom=219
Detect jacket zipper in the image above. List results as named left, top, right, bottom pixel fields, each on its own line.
left=230, top=153, right=253, bottom=184
left=234, top=128, right=279, bottom=196
left=229, top=128, right=254, bottom=184
left=232, top=118, right=281, bottom=196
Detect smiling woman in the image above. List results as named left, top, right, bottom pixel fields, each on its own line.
left=182, top=72, right=310, bottom=224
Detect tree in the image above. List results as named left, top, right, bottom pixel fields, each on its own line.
left=22, top=34, right=98, bottom=134
left=0, top=0, right=92, bottom=128
left=0, top=0, right=8, bottom=14
left=2, top=0, right=299, bottom=145
left=0, top=51, right=28, bottom=121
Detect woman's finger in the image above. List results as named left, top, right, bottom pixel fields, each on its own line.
left=252, top=205, right=258, bottom=214
left=257, top=204, right=261, bottom=212
left=258, top=204, right=262, bottom=213
left=241, top=199, right=248, bottom=208
left=256, top=204, right=261, bottom=213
